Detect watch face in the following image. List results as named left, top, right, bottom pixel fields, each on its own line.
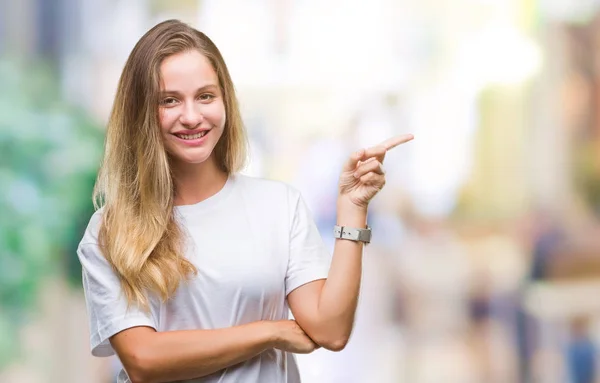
left=360, top=230, right=371, bottom=242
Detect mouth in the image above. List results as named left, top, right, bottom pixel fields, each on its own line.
left=173, top=130, right=209, bottom=140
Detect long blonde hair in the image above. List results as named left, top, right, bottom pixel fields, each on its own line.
left=93, top=20, right=247, bottom=309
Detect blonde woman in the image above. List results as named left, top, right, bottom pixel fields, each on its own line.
left=77, top=19, right=412, bottom=383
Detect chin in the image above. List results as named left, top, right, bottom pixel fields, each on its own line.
left=179, top=154, right=212, bottom=165
left=170, top=149, right=214, bottom=166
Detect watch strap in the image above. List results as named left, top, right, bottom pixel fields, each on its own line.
left=333, top=225, right=371, bottom=244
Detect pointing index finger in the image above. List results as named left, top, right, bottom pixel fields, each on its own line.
left=381, top=134, right=414, bottom=151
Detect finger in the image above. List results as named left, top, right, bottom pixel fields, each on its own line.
left=379, top=134, right=414, bottom=151
left=362, top=134, right=414, bottom=163
left=359, top=172, right=386, bottom=188
left=347, top=133, right=413, bottom=170
left=343, top=148, right=366, bottom=172
left=354, top=160, right=384, bottom=179
left=361, top=144, right=387, bottom=163
left=357, top=156, right=377, bottom=167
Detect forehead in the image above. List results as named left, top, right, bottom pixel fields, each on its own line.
left=159, top=50, right=218, bottom=90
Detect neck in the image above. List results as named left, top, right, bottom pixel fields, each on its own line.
left=171, top=155, right=229, bottom=206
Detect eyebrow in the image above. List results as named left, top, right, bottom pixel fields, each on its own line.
left=160, top=84, right=219, bottom=95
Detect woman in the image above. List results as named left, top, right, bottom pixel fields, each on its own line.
left=77, top=19, right=412, bottom=383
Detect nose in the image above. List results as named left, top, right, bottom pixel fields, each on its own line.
left=179, top=102, right=204, bottom=128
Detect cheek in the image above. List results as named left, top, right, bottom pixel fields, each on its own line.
left=159, top=109, right=178, bottom=133
left=204, top=102, right=226, bottom=128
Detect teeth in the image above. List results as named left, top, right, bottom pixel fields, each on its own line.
left=177, top=131, right=207, bottom=140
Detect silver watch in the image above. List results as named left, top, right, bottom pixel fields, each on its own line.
left=333, top=225, right=371, bottom=244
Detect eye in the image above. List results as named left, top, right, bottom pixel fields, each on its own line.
left=160, top=97, right=178, bottom=106
left=198, top=93, right=215, bottom=102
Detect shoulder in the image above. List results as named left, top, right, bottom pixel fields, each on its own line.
left=79, top=207, right=105, bottom=247
left=76, top=207, right=113, bottom=269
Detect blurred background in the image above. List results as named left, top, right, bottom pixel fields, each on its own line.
left=1, top=0, right=600, bottom=382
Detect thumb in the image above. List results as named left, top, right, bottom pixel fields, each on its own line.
left=343, top=149, right=365, bottom=172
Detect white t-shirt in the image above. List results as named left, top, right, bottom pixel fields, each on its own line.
left=77, top=174, right=332, bottom=383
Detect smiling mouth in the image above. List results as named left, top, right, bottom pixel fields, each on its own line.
left=174, top=131, right=208, bottom=140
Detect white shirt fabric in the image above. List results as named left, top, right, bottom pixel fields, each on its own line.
left=77, top=174, right=332, bottom=383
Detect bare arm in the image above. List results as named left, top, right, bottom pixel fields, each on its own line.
left=288, top=202, right=366, bottom=351
left=289, top=134, right=413, bottom=351
left=110, top=320, right=316, bottom=383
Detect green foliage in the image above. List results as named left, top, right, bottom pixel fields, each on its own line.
left=0, top=58, right=103, bottom=368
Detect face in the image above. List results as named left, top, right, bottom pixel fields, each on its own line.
left=159, top=50, right=226, bottom=167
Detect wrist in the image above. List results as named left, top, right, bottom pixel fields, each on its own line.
left=262, top=320, right=283, bottom=349
left=336, top=197, right=368, bottom=227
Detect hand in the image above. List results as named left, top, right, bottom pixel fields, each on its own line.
left=270, top=320, right=319, bottom=354
left=338, top=134, right=414, bottom=209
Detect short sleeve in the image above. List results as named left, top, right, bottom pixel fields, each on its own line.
left=285, top=189, right=332, bottom=296
left=77, top=242, right=157, bottom=357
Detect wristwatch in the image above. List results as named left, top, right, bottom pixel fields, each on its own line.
left=333, top=225, right=372, bottom=244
